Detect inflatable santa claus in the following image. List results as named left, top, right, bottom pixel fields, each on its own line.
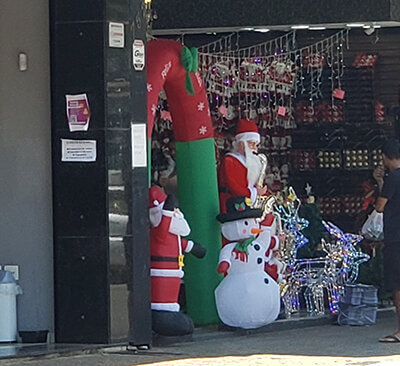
left=260, top=213, right=286, bottom=284
left=149, top=186, right=206, bottom=336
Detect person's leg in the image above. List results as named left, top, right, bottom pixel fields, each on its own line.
left=394, top=289, right=400, bottom=336
left=379, top=288, right=400, bottom=342
left=379, top=245, right=400, bottom=342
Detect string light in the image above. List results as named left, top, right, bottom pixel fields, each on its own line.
left=271, top=188, right=370, bottom=318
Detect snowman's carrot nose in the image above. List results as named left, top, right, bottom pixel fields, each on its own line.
left=251, top=228, right=263, bottom=235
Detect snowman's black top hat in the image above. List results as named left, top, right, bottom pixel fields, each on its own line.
left=217, top=196, right=263, bottom=223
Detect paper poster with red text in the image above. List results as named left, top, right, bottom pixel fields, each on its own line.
left=66, top=94, right=91, bottom=132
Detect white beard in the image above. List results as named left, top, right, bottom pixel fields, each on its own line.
left=245, top=144, right=262, bottom=187
left=149, top=202, right=165, bottom=228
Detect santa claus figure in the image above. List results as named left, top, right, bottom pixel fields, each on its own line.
left=149, top=186, right=206, bottom=336
left=260, top=213, right=286, bottom=284
left=215, top=196, right=281, bottom=329
left=218, top=119, right=268, bottom=213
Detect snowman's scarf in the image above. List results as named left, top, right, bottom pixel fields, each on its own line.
left=233, top=236, right=256, bottom=262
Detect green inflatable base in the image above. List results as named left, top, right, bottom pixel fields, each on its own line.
left=176, top=138, right=222, bottom=325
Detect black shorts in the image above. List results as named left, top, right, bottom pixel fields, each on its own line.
left=384, top=242, right=400, bottom=291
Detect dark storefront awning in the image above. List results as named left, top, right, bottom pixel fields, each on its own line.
left=152, top=0, right=400, bottom=34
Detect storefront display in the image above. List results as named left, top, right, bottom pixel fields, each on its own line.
left=150, top=29, right=394, bottom=323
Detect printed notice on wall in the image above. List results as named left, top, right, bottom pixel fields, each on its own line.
left=66, top=94, right=91, bottom=132
left=132, top=39, right=145, bottom=71
left=61, top=139, right=97, bottom=162
left=109, top=22, right=124, bottom=48
left=131, top=123, right=147, bottom=168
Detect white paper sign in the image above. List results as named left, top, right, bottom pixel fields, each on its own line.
left=133, top=39, right=145, bottom=71
left=61, top=139, right=97, bottom=162
left=109, top=22, right=124, bottom=48
left=131, top=124, right=147, bottom=167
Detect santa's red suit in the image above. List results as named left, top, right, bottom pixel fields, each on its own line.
left=261, top=214, right=286, bottom=283
left=149, top=186, right=206, bottom=336
left=218, top=152, right=257, bottom=213
left=149, top=186, right=206, bottom=315
left=218, top=119, right=262, bottom=214
left=150, top=209, right=194, bottom=312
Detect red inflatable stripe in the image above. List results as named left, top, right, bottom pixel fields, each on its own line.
left=147, top=39, right=213, bottom=142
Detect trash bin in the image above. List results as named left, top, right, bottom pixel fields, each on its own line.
left=0, top=270, right=22, bottom=342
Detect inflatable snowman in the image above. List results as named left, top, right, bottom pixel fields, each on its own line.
left=215, top=196, right=281, bottom=329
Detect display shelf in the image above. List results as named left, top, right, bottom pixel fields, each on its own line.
left=289, top=63, right=388, bottom=233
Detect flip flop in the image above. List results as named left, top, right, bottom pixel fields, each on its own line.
left=379, top=334, right=400, bottom=343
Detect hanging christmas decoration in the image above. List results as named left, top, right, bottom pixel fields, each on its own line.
left=198, top=29, right=348, bottom=127
left=151, top=30, right=351, bottom=199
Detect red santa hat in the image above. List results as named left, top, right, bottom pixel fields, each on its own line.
left=235, top=119, right=260, bottom=143
left=149, top=186, right=167, bottom=227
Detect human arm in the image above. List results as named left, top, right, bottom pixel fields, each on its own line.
left=373, top=165, right=385, bottom=193
left=375, top=196, right=388, bottom=213
left=375, top=171, right=395, bottom=213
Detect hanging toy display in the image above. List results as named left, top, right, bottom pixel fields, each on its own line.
left=215, top=196, right=281, bottom=329
left=149, top=186, right=207, bottom=336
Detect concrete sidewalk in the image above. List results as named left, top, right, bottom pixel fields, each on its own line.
left=1, top=310, right=400, bottom=366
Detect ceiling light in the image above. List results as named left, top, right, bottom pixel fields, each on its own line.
left=373, top=24, right=382, bottom=28
left=241, top=27, right=254, bottom=31
left=291, top=25, right=309, bottom=29
left=255, top=28, right=270, bottom=33
left=309, top=26, right=326, bottom=30
left=363, top=25, right=372, bottom=29
left=346, top=23, right=365, bottom=27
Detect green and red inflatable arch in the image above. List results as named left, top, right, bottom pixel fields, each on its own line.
left=147, top=39, right=221, bottom=324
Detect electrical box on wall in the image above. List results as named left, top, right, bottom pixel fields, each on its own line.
left=18, top=52, right=28, bottom=71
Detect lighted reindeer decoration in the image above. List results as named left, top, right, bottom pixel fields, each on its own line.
left=282, top=220, right=369, bottom=317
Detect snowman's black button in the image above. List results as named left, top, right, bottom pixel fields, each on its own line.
left=257, top=257, right=262, bottom=264
left=254, top=244, right=260, bottom=251
left=264, top=278, right=269, bottom=284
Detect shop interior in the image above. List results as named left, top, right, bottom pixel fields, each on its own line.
left=148, top=26, right=400, bottom=313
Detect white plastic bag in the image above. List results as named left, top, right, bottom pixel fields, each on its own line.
left=361, top=210, right=384, bottom=241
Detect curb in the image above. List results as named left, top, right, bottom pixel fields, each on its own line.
left=153, top=306, right=395, bottom=346
left=0, top=307, right=394, bottom=360
left=0, top=346, right=104, bottom=363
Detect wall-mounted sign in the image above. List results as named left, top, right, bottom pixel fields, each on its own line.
left=109, top=22, right=125, bottom=48
left=131, top=123, right=147, bottom=167
left=61, top=139, right=97, bottom=162
left=65, top=94, right=91, bottom=132
left=133, top=39, right=145, bottom=71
